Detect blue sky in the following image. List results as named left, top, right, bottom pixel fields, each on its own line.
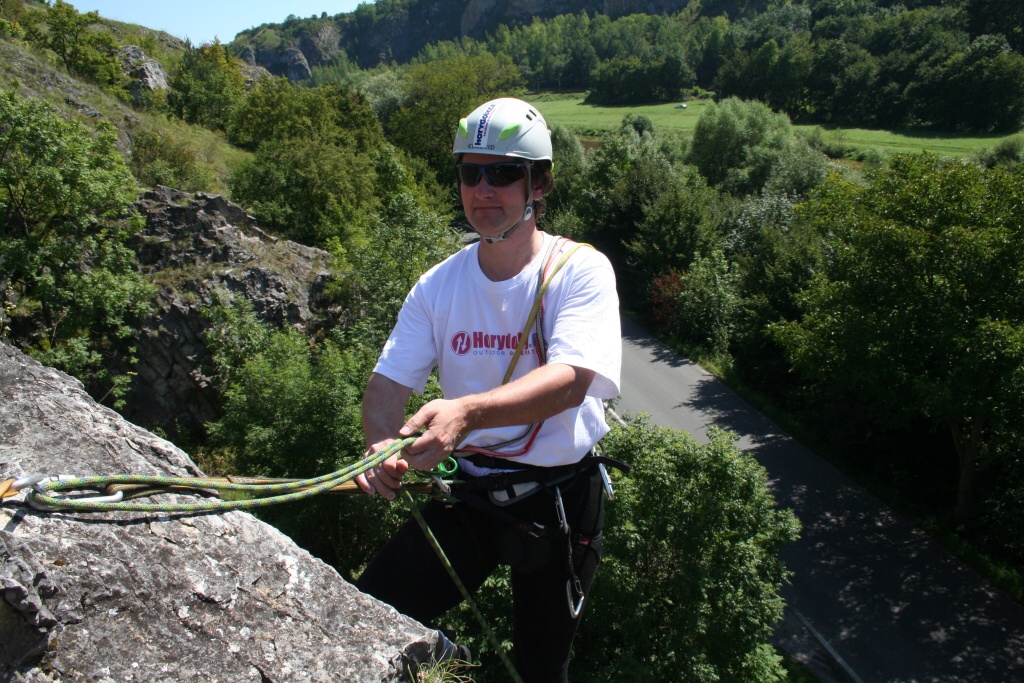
left=69, top=1, right=365, bottom=45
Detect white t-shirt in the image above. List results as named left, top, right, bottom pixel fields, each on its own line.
left=373, top=232, right=621, bottom=471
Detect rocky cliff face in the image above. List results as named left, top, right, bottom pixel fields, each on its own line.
left=460, top=0, right=691, bottom=38
left=0, top=341, right=443, bottom=682
left=246, top=0, right=695, bottom=75
left=124, top=186, right=339, bottom=444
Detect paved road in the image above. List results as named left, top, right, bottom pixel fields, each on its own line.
left=616, top=316, right=1024, bottom=682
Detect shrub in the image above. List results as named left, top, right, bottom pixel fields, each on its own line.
left=576, top=418, right=800, bottom=682
left=228, top=134, right=377, bottom=248
left=0, top=89, right=151, bottom=405
left=648, top=251, right=740, bottom=355
left=128, top=125, right=213, bottom=192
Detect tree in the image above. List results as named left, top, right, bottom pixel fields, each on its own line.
left=0, top=90, right=151, bottom=404
left=574, top=418, right=799, bottom=682
left=773, top=155, right=1024, bottom=520
left=938, top=35, right=1024, bottom=132
left=205, top=318, right=408, bottom=574
left=967, top=0, right=1024, bottom=53
left=228, top=134, right=377, bottom=248
left=726, top=192, right=824, bottom=392
left=25, top=0, right=124, bottom=90
left=167, top=40, right=245, bottom=131
left=227, top=78, right=384, bottom=152
left=648, top=250, right=740, bottom=354
left=0, top=0, right=27, bottom=37
left=386, top=53, right=524, bottom=181
left=685, top=97, right=828, bottom=197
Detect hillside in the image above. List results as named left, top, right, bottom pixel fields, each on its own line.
left=233, top=0, right=704, bottom=72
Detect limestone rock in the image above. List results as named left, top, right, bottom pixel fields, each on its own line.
left=0, top=341, right=442, bottom=682
left=125, top=187, right=338, bottom=445
left=119, top=46, right=169, bottom=102
left=299, top=24, right=342, bottom=67
left=284, top=48, right=313, bottom=82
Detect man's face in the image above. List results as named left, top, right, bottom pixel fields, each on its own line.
left=458, top=153, right=541, bottom=238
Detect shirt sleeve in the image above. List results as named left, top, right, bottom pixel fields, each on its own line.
left=373, top=279, right=438, bottom=395
left=543, top=247, right=621, bottom=399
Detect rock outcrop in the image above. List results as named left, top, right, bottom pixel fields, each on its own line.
left=119, top=45, right=169, bottom=103
left=0, top=341, right=443, bottom=682
left=125, top=186, right=338, bottom=444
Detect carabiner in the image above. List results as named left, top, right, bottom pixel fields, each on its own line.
left=554, top=485, right=570, bottom=536
left=598, top=462, right=615, bottom=501
left=433, top=457, right=458, bottom=477
left=566, top=578, right=585, bottom=619
left=430, top=475, right=452, bottom=498
left=1, top=473, right=46, bottom=501
left=25, top=488, right=125, bottom=511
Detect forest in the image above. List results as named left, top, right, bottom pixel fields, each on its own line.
left=1, top=0, right=1023, bottom=680
left=240, top=0, right=1024, bottom=132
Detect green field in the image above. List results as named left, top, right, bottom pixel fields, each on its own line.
left=534, top=93, right=1020, bottom=158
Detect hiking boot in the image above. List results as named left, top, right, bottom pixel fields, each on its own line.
left=435, top=630, right=473, bottom=663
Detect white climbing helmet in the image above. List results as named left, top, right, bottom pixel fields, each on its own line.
left=453, top=97, right=552, bottom=162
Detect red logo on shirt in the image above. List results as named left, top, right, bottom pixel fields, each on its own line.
left=451, top=331, right=531, bottom=356
left=451, top=331, right=472, bottom=356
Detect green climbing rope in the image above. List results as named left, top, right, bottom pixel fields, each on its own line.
left=403, top=489, right=525, bottom=683
left=13, top=438, right=416, bottom=513
left=6, top=440, right=520, bottom=680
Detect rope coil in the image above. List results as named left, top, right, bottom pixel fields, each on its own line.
left=2, top=438, right=418, bottom=514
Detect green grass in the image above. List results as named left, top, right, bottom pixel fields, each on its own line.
left=535, top=92, right=711, bottom=137
left=534, top=92, right=1019, bottom=158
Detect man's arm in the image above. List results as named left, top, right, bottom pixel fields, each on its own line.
left=398, top=362, right=595, bottom=472
left=356, top=372, right=414, bottom=499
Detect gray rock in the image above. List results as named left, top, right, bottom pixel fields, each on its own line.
left=119, top=46, right=169, bottom=101
left=0, top=341, right=443, bottom=682
left=125, top=188, right=340, bottom=443
left=285, top=48, right=312, bottom=82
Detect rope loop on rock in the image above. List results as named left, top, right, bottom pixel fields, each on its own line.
left=3, top=438, right=420, bottom=514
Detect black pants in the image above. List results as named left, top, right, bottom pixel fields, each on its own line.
left=356, top=466, right=605, bottom=683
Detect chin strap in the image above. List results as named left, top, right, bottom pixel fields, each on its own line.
left=481, top=204, right=533, bottom=244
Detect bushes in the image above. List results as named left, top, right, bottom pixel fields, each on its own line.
left=128, top=125, right=213, bottom=192
left=648, top=251, right=740, bottom=355
left=228, top=134, right=377, bottom=248
left=24, top=0, right=125, bottom=93
left=0, top=89, right=151, bottom=405
left=205, top=321, right=407, bottom=575
left=685, top=97, right=827, bottom=198
left=577, top=418, right=799, bottom=682
left=436, top=417, right=800, bottom=682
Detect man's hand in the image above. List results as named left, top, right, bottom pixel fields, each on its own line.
left=355, top=439, right=410, bottom=500
left=399, top=398, right=470, bottom=472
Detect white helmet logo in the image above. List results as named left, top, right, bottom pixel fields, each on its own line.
left=472, top=103, right=498, bottom=148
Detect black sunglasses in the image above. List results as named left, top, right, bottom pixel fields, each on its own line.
left=456, top=162, right=529, bottom=188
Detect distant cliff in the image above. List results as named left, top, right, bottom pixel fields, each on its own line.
left=233, top=0, right=699, bottom=77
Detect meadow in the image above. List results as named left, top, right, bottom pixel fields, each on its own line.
left=534, top=93, right=1019, bottom=158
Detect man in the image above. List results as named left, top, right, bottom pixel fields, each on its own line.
left=355, top=97, right=621, bottom=683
